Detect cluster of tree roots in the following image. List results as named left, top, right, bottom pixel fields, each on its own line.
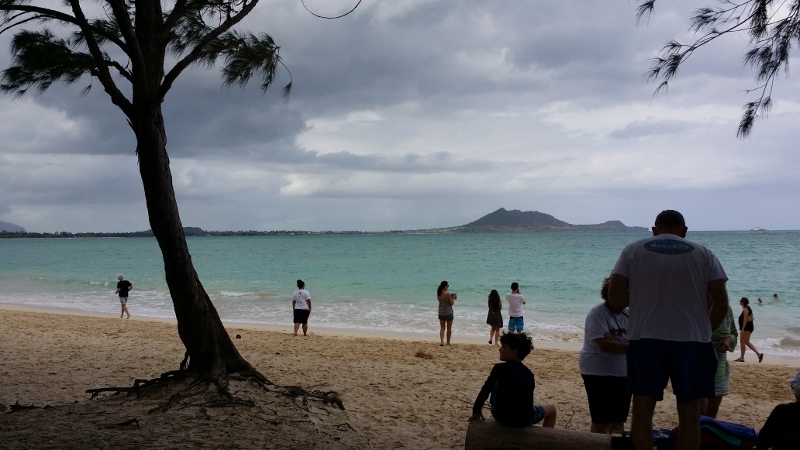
left=85, top=365, right=344, bottom=412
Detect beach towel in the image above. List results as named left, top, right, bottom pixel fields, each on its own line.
left=672, top=416, right=757, bottom=449
left=611, top=428, right=673, bottom=450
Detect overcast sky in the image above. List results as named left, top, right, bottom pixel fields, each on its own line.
left=1, top=1, right=798, bottom=232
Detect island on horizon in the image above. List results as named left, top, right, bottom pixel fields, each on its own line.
left=0, top=208, right=647, bottom=238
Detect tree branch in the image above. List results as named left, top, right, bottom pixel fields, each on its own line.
left=0, top=12, right=46, bottom=35
left=158, top=0, right=261, bottom=101
left=106, top=58, right=132, bottom=81
left=66, top=0, right=132, bottom=117
left=161, top=0, right=190, bottom=41
left=103, top=0, right=145, bottom=83
left=0, top=4, right=128, bottom=51
left=639, top=0, right=800, bottom=137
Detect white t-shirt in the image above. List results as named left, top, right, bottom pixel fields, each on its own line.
left=612, top=233, right=727, bottom=342
left=578, top=302, right=629, bottom=377
left=292, top=289, right=311, bottom=310
left=506, top=292, right=525, bottom=317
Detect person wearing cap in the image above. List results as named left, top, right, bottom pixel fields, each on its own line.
left=115, top=274, right=133, bottom=319
left=757, top=370, right=800, bottom=449
left=609, top=210, right=729, bottom=450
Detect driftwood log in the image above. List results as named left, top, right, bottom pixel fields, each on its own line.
left=465, top=419, right=612, bottom=450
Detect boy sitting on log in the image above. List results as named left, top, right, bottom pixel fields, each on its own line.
left=469, top=332, right=557, bottom=428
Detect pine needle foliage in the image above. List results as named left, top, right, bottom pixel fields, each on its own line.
left=0, top=0, right=290, bottom=113
left=638, top=0, right=800, bottom=137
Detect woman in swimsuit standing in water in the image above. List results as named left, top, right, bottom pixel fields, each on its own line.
left=437, top=281, right=456, bottom=346
left=735, top=297, right=763, bottom=363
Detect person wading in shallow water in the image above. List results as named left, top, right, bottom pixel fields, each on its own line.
left=437, top=281, right=456, bottom=346
left=735, top=297, right=763, bottom=363
left=292, top=279, right=312, bottom=336
left=115, top=274, right=132, bottom=319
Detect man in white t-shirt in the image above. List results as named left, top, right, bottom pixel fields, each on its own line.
left=609, top=210, right=729, bottom=450
left=505, top=282, right=526, bottom=333
left=292, top=279, right=312, bottom=336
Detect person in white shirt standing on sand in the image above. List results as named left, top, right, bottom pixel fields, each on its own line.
left=609, top=210, right=729, bottom=450
left=292, top=279, right=312, bottom=336
left=506, top=282, right=526, bottom=334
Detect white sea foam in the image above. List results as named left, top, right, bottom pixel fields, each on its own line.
left=219, top=291, right=255, bottom=298
left=2, top=232, right=799, bottom=355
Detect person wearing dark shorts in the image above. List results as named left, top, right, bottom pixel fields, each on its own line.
left=437, top=281, right=456, bottom=346
left=579, top=277, right=631, bottom=434
left=626, top=340, right=717, bottom=403
left=735, top=297, right=763, bottom=363
left=609, top=210, right=729, bottom=450
left=291, top=279, right=312, bottom=336
left=115, top=274, right=133, bottom=319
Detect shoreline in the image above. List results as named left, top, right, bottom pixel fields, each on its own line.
left=2, top=302, right=797, bottom=364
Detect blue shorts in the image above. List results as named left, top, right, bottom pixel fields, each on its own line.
left=627, top=339, right=717, bottom=403
left=491, top=404, right=547, bottom=427
left=119, top=296, right=128, bottom=305
left=508, top=316, right=524, bottom=332
left=530, top=405, right=547, bottom=425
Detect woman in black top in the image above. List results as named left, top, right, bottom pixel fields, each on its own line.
left=735, top=297, right=763, bottom=363
left=486, top=290, right=503, bottom=346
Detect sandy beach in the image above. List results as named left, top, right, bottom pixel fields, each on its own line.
left=1, top=306, right=797, bottom=449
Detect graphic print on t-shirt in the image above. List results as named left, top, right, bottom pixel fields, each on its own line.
left=644, top=239, right=695, bottom=255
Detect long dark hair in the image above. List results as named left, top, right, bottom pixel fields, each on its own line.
left=437, top=280, right=449, bottom=298
left=488, top=290, right=501, bottom=312
left=741, top=297, right=753, bottom=316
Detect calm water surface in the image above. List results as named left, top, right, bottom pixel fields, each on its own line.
left=1, top=232, right=798, bottom=355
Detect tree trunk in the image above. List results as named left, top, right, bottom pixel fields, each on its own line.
left=134, top=105, right=252, bottom=386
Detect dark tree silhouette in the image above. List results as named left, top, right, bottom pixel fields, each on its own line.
left=0, top=0, right=290, bottom=389
left=638, top=0, right=800, bottom=137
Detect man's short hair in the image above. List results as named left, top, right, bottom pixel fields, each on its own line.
left=654, top=210, right=686, bottom=227
left=511, top=282, right=519, bottom=291
left=500, top=332, right=533, bottom=360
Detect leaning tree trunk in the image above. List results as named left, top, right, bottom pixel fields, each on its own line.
left=134, top=105, right=253, bottom=386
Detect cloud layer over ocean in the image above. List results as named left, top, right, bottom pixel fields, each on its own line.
left=1, top=1, right=798, bottom=232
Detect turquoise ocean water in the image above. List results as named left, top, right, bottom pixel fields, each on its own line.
left=1, top=232, right=798, bottom=356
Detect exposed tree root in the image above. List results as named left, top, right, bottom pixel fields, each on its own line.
left=102, top=418, right=140, bottom=429
left=8, top=401, right=51, bottom=413
left=282, top=386, right=345, bottom=411
left=85, top=366, right=345, bottom=412
left=229, top=368, right=344, bottom=409
left=86, top=369, right=186, bottom=399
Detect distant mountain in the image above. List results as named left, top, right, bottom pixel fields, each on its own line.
left=0, top=220, right=26, bottom=232
left=456, top=208, right=646, bottom=233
